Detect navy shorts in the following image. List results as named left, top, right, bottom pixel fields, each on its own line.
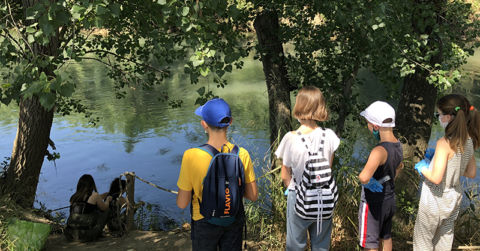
left=358, top=197, right=396, bottom=249
left=191, top=214, right=245, bottom=251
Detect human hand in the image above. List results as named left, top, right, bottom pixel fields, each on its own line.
left=414, top=159, right=429, bottom=177
left=425, top=148, right=435, bottom=161
left=362, top=178, right=383, bottom=192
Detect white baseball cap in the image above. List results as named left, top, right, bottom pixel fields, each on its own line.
left=360, top=101, right=395, bottom=127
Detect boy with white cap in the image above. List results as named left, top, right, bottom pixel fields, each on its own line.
left=357, top=101, right=404, bottom=251
left=176, top=98, right=258, bottom=251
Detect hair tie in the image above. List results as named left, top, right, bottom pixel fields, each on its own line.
left=470, top=105, right=475, bottom=111
left=455, top=106, right=461, bottom=112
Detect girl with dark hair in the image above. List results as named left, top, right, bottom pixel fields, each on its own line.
left=65, top=174, right=112, bottom=242
left=108, top=178, right=127, bottom=200
left=106, top=178, right=128, bottom=232
left=413, top=94, right=479, bottom=250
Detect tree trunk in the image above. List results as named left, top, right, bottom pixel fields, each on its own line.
left=254, top=10, right=293, bottom=147
left=396, top=74, right=437, bottom=163
left=396, top=0, right=444, bottom=163
left=4, top=97, right=54, bottom=208
left=1, top=0, right=58, bottom=208
left=335, top=67, right=358, bottom=136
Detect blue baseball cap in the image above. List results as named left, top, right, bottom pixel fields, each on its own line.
left=195, top=98, right=232, bottom=127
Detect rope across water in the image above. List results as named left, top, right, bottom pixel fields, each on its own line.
left=48, top=166, right=282, bottom=211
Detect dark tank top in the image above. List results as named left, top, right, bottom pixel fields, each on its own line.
left=363, top=141, right=403, bottom=202
left=70, top=193, right=98, bottom=214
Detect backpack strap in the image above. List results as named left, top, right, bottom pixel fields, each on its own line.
left=229, top=145, right=240, bottom=155
left=197, top=144, right=239, bottom=156
left=297, top=131, right=312, bottom=155
left=297, top=128, right=326, bottom=156
left=197, top=144, right=220, bottom=156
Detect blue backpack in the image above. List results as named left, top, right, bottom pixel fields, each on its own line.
left=197, top=144, right=246, bottom=226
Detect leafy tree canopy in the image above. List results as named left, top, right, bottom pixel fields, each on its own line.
left=0, top=0, right=251, bottom=117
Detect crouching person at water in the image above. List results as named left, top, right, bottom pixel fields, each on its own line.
left=176, top=98, right=258, bottom=251
left=65, top=174, right=112, bottom=242
left=106, top=178, right=128, bottom=232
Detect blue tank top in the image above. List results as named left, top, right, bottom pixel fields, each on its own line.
left=363, top=141, right=403, bottom=202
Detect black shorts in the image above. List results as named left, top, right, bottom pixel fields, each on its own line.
left=191, top=214, right=245, bottom=251
left=358, top=197, right=396, bottom=249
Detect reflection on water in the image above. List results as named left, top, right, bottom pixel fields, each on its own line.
left=0, top=49, right=478, bottom=230
left=0, top=58, right=269, bottom=229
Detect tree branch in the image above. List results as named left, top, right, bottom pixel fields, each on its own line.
left=0, top=30, right=27, bottom=58
left=6, top=2, right=34, bottom=56
left=77, top=56, right=115, bottom=68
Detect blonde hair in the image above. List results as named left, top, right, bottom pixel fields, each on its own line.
left=293, top=86, right=328, bottom=122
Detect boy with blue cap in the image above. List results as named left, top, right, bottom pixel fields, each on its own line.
left=176, top=98, right=258, bottom=251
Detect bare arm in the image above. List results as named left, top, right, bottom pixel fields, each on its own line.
left=99, top=192, right=109, bottom=199
left=422, top=138, right=451, bottom=185
left=244, top=181, right=258, bottom=202
left=358, top=146, right=387, bottom=184
left=88, top=192, right=111, bottom=211
left=281, top=165, right=292, bottom=188
left=463, top=155, right=477, bottom=178
left=176, top=189, right=192, bottom=209
left=395, top=162, right=404, bottom=180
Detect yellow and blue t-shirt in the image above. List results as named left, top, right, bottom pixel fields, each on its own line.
left=177, top=142, right=256, bottom=221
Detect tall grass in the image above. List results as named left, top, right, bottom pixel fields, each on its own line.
left=0, top=196, right=18, bottom=251
left=0, top=158, right=16, bottom=250
left=245, top=162, right=287, bottom=250
left=454, top=181, right=480, bottom=246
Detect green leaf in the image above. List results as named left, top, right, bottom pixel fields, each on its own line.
left=23, top=82, right=44, bottom=98
left=48, top=7, right=54, bottom=21
left=34, top=30, right=43, bottom=38
left=96, top=5, right=108, bottom=16
left=372, top=24, right=379, bottom=30
left=95, top=16, right=105, bottom=27
left=110, top=3, right=121, bottom=17
left=71, top=5, right=86, bottom=20
left=55, top=11, right=70, bottom=26
left=45, top=23, right=54, bottom=36
left=25, top=8, right=39, bottom=20
left=182, top=7, right=189, bottom=16
left=39, top=93, right=56, bottom=110
left=192, top=58, right=204, bottom=67
left=206, top=50, right=216, bottom=57
left=158, top=0, right=167, bottom=5
left=200, top=67, right=210, bottom=77
left=26, top=27, right=36, bottom=33
left=27, top=34, right=35, bottom=44
left=58, top=82, right=75, bottom=97
left=196, top=86, right=205, bottom=96
left=39, top=72, right=48, bottom=82
left=438, top=75, right=446, bottom=84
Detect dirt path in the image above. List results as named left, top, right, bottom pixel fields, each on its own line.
left=45, top=229, right=191, bottom=251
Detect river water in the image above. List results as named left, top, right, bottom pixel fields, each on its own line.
left=0, top=50, right=478, bottom=229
